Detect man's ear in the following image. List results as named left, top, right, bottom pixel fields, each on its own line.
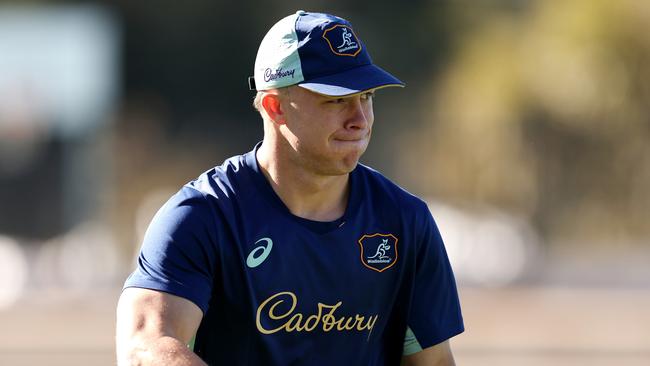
left=261, top=92, right=286, bottom=125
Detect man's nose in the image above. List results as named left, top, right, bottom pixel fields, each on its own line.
left=345, top=97, right=370, bottom=130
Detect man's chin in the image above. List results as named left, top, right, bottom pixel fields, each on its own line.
left=318, top=156, right=360, bottom=176
left=338, top=154, right=362, bottom=173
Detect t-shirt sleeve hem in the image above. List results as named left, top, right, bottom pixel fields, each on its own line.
left=123, top=279, right=209, bottom=315
left=414, top=325, right=465, bottom=351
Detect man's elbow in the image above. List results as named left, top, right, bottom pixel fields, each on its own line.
left=116, top=335, right=151, bottom=366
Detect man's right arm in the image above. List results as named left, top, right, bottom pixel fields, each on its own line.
left=116, top=287, right=207, bottom=366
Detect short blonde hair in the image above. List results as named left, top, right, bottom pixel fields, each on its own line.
left=252, top=91, right=264, bottom=111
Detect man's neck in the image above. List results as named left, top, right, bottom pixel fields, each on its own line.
left=256, top=142, right=350, bottom=222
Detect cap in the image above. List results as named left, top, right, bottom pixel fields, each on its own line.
left=249, top=10, right=404, bottom=97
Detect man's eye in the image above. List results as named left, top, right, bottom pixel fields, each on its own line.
left=327, top=98, right=346, bottom=104
left=361, top=92, right=375, bottom=100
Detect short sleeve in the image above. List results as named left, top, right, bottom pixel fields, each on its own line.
left=123, top=186, right=219, bottom=314
left=407, top=205, right=464, bottom=349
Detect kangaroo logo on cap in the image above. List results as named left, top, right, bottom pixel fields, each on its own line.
left=322, top=25, right=362, bottom=57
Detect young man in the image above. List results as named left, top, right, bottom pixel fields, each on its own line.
left=116, top=11, right=464, bottom=366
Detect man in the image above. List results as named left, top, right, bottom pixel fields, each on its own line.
left=116, top=10, right=464, bottom=366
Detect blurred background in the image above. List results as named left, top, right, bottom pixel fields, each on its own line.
left=0, top=0, right=648, bottom=365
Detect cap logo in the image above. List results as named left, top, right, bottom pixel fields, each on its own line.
left=322, top=25, right=362, bottom=57
left=264, top=67, right=296, bottom=82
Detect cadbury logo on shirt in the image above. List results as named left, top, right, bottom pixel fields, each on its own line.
left=256, top=291, right=378, bottom=335
left=322, top=25, right=362, bottom=57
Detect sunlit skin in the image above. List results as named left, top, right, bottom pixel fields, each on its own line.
left=275, top=86, right=374, bottom=176
left=256, top=86, right=375, bottom=221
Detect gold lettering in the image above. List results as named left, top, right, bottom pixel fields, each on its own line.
left=354, top=314, right=365, bottom=330
left=303, top=304, right=324, bottom=331
left=358, top=315, right=378, bottom=332
left=342, top=316, right=358, bottom=331
left=255, top=292, right=379, bottom=336
left=320, top=302, right=342, bottom=332
left=256, top=291, right=297, bottom=334
left=285, top=313, right=304, bottom=332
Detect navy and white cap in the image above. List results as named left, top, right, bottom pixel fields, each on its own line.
left=250, top=10, right=404, bottom=97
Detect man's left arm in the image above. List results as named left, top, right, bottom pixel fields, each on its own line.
left=401, top=340, right=456, bottom=366
left=402, top=203, right=464, bottom=365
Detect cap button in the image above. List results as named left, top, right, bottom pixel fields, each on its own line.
left=296, top=10, right=307, bottom=16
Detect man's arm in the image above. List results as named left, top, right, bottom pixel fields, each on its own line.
left=116, top=287, right=207, bottom=366
left=401, top=340, right=456, bottom=366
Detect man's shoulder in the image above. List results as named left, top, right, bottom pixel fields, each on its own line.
left=153, top=151, right=251, bottom=222
left=184, top=150, right=254, bottom=199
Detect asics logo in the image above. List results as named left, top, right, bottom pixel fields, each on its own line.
left=246, top=237, right=273, bottom=268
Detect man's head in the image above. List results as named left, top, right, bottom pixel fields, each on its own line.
left=251, top=11, right=404, bottom=175
left=259, top=85, right=376, bottom=175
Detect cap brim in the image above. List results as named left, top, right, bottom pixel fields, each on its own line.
left=297, top=64, right=405, bottom=97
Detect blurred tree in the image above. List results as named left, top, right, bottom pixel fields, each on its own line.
left=400, top=0, right=650, bottom=248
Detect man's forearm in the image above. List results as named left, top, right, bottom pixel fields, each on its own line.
left=117, top=336, right=207, bottom=366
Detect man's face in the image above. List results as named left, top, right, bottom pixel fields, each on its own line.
left=277, top=86, right=375, bottom=176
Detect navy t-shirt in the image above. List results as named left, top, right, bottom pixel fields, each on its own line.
left=124, top=144, right=464, bottom=365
